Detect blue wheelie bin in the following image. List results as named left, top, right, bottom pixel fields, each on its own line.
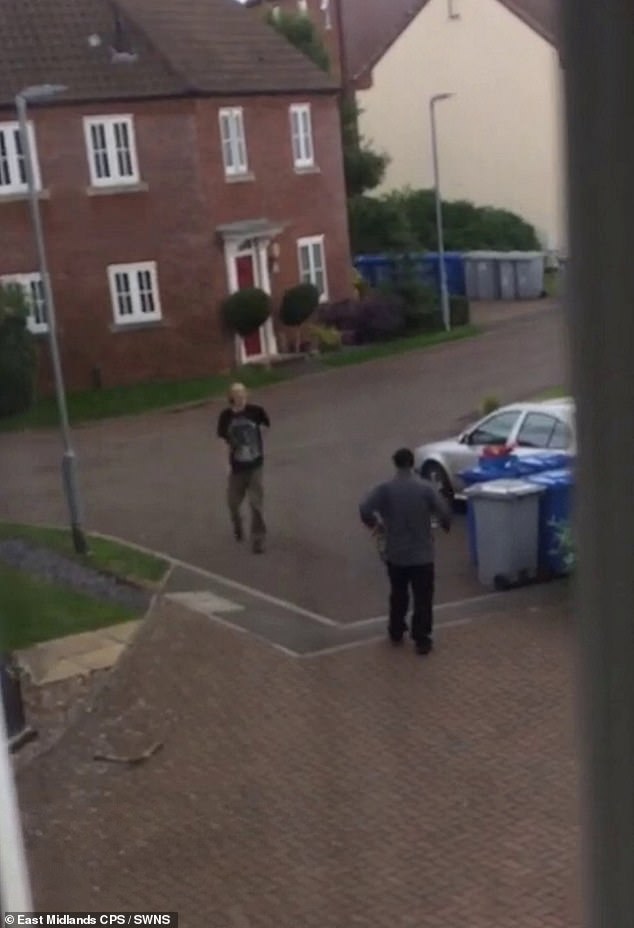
left=461, top=453, right=574, bottom=566
left=524, top=468, right=574, bottom=575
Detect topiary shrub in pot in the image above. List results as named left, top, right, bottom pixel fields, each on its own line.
left=280, top=282, right=320, bottom=353
left=221, top=287, right=272, bottom=365
left=0, top=284, right=37, bottom=418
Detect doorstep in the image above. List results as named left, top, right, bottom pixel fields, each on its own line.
left=15, top=621, right=142, bottom=686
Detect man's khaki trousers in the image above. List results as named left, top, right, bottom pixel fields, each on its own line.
left=227, top=466, right=266, bottom=540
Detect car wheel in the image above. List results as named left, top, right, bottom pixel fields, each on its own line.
left=421, top=462, right=454, bottom=504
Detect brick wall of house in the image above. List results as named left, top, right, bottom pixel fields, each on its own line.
left=0, top=91, right=351, bottom=393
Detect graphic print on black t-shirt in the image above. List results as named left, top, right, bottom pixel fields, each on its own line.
left=217, top=404, right=270, bottom=473
left=228, top=414, right=262, bottom=466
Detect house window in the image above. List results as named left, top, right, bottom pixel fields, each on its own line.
left=0, top=273, right=47, bottom=334
left=107, top=262, right=161, bottom=325
left=84, top=116, right=139, bottom=187
left=320, top=0, right=332, bottom=29
left=290, top=104, right=315, bottom=169
left=297, top=235, right=328, bottom=300
left=297, top=0, right=308, bottom=11
left=0, top=121, right=40, bottom=195
left=219, top=108, right=249, bottom=177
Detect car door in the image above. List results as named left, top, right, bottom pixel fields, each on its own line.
left=448, top=409, right=524, bottom=478
left=515, top=411, right=566, bottom=450
left=548, top=416, right=576, bottom=452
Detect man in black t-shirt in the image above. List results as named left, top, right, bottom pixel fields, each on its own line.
left=217, top=382, right=270, bottom=553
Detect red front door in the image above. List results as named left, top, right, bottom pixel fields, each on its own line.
left=235, top=252, right=263, bottom=358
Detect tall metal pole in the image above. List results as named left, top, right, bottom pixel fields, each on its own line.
left=562, top=0, right=634, bottom=925
left=430, top=94, right=452, bottom=332
left=16, top=91, right=87, bottom=555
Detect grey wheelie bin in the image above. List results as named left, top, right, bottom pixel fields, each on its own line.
left=465, top=478, right=544, bottom=590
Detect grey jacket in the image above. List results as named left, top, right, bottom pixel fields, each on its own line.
left=359, top=471, right=451, bottom=566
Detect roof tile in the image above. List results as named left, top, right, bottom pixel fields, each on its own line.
left=0, top=0, right=335, bottom=108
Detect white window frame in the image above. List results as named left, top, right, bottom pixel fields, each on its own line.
left=218, top=107, right=249, bottom=177
left=289, top=104, right=315, bottom=169
left=107, top=262, right=162, bottom=326
left=83, top=115, right=140, bottom=187
left=0, top=121, right=41, bottom=196
left=297, top=235, right=328, bottom=301
left=0, top=273, right=48, bottom=334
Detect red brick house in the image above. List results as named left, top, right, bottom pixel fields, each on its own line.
left=0, top=0, right=351, bottom=391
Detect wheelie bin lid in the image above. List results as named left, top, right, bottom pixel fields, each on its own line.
left=465, top=478, right=546, bottom=499
left=524, top=468, right=574, bottom=487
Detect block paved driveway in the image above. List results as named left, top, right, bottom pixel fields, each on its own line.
left=0, top=301, right=567, bottom=623
left=17, top=586, right=580, bottom=927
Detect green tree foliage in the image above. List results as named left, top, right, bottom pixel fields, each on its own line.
left=267, top=10, right=387, bottom=196
left=350, top=188, right=541, bottom=254
left=348, top=194, right=415, bottom=254
left=340, top=97, right=388, bottom=197
left=0, top=284, right=37, bottom=418
left=267, top=9, right=330, bottom=71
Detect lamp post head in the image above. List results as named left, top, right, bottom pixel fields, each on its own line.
left=17, top=84, right=68, bottom=103
left=431, top=92, right=454, bottom=106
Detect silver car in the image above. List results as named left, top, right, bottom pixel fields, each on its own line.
left=414, top=398, right=576, bottom=502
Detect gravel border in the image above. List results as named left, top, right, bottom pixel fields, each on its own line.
left=0, top=538, right=151, bottom=612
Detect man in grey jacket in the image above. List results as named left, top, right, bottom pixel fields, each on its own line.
left=360, top=448, right=452, bottom=655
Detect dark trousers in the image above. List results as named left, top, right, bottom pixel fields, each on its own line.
left=386, top=562, right=435, bottom=643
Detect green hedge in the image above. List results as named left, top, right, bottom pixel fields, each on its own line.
left=349, top=188, right=540, bottom=254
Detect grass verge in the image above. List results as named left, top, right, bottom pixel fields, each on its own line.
left=0, top=365, right=288, bottom=432
left=536, top=386, right=569, bottom=400
left=0, top=522, right=170, bottom=650
left=0, top=326, right=480, bottom=431
left=320, top=325, right=479, bottom=368
left=0, top=522, right=169, bottom=585
left=0, top=562, right=136, bottom=651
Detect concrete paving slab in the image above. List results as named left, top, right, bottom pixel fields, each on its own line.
left=167, top=590, right=245, bottom=614
left=38, top=658, right=87, bottom=686
left=104, top=620, right=142, bottom=644
left=72, top=643, right=124, bottom=673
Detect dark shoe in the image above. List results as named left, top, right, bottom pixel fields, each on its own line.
left=415, top=637, right=433, bottom=656
left=388, top=623, right=408, bottom=645
left=252, top=537, right=265, bottom=554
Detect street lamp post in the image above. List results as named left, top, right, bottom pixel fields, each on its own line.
left=430, top=93, right=454, bottom=332
left=16, top=85, right=87, bottom=555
